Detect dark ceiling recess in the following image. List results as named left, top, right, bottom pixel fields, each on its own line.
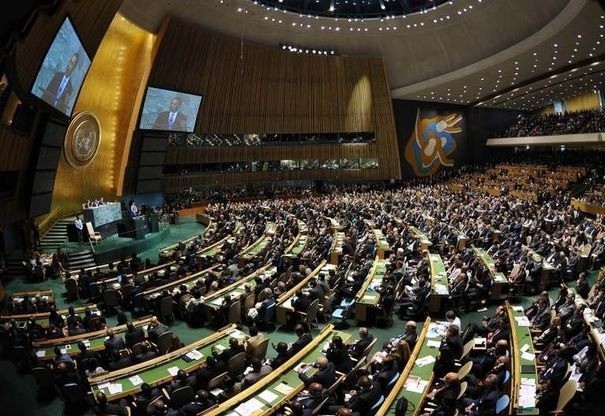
left=253, top=0, right=448, bottom=19
left=0, top=1, right=57, bottom=55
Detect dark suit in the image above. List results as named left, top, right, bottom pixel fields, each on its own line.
left=290, top=332, right=313, bottom=356
left=153, top=111, right=187, bottom=131
left=349, top=335, right=374, bottom=359
left=432, top=382, right=461, bottom=416
left=470, top=389, right=499, bottom=416
left=348, top=381, right=383, bottom=414
left=125, top=327, right=145, bottom=347
left=299, top=362, right=336, bottom=387
left=40, top=72, right=73, bottom=113
left=326, top=344, right=353, bottom=373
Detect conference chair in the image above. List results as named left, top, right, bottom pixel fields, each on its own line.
left=457, top=361, right=473, bottom=380
left=102, top=288, right=120, bottom=315
left=242, top=294, right=255, bottom=317
left=65, top=277, right=79, bottom=301
left=370, top=395, right=385, bottom=412
left=207, top=372, right=228, bottom=391
left=386, top=372, right=400, bottom=392
left=550, top=379, right=577, bottom=414
left=156, top=331, right=174, bottom=354
left=227, top=300, right=242, bottom=325
left=86, top=222, right=102, bottom=245
left=159, top=296, right=175, bottom=323
left=457, top=381, right=468, bottom=400
left=250, top=338, right=270, bottom=362
left=495, top=394, right=510, bottom=416
left=298, top=299, right=319, bottom=329
left=167, top=386, right=194, bottom=409
left=455, top=339, right=475, bottom=367
left=227, top=352, right=247, bottom=378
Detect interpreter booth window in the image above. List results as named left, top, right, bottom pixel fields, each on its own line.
left=280, top=160, right=299, bottom=170
left=300, top=160, right=320, bottom=170
left=340, top=159, right=359, bottom=169
left=359, top=158, right=379, bottom=169
left=320, top=160, right=340, bottom=169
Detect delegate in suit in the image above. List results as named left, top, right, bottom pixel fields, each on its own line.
left=41, top=53, right=79, bottom=114
left=153, top=97, right=188, bottom=131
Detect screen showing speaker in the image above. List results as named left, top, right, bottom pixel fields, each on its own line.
left=139, top=87, right=202, bottom=132
left=31, top=17, right=92, bottom=117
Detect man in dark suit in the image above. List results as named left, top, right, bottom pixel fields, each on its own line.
left=348, top=327, right=374, bottom=360
left=40, top=53, right=79, bottom=114
left=289, top=324, right=313, bottom=356
left=94, top=391, right=126, bottom=416
left=104, top=328, right=126, bottom=353
left=214, top=337, right=244, bottom=364
left=125, top=320, right=145, bottom=347
left=298, top=356, right=336, bottom=387
left=464, top=374, right=499, bottom=416
left=153, top=97, right=188, bottom=131
left=195, top=356, right=227, bottom=389
left=426, top=372, right=461, bottom=416
left=347, top=375, right=382, bottom=415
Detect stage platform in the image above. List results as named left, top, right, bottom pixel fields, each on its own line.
left=60, top=216, right=205, bottom=266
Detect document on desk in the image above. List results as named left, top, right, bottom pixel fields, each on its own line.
left=521, top=351, right=535, bottom=361
left=185, top=349, right=203, bottom=360
left=129, top=375, right=144, bottom=386
left=515, top=316, right=531, bottom=327
left=415, top=355, right=436, bottom=367
left=35, top=350, right=46, bottom=358
left=512, top=305, right=524, bottom=312
left=404, top=377, right=428, bottom=393
left=274, top=382, right=294, bottom=395
left=258, top=389, right=279, bottom=404
left=236, top=397, right=264, bottom=416
left=518, top=384, right=536, bottom=408
left=520, top=344, right=530, bottom=353
left=426, top=340, right=441, bottom=348
left=108, top=383, right=123, bottom=395
left=167, top=366, right=180, bottom=376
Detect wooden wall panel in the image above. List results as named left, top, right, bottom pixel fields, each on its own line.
left=148, top=17, right=401, bottom=183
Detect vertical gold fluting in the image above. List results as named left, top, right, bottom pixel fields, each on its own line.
left=51, top=13, right=155, bottom=215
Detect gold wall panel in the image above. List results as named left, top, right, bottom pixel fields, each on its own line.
left=51, top=13, right=155, bottom=216
left=565, top=92, right=600, bottom=112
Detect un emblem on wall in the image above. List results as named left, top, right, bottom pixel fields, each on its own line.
left=64, top=111, right=101, bottom=168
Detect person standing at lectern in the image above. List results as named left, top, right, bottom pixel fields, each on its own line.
left=152, top=97, right=187, bottom=131
left=74, top=216, right=83, bottom=244
left=40, top=53, right=79, bottom=114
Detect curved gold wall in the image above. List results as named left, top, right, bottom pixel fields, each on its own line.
left=51, top=14, right=155, bottom=215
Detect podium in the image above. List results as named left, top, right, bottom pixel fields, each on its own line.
left=118, top=216, right=148, bottom=240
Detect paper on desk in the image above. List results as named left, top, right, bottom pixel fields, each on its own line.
left=415, top=355, right=436, bottom=367
left=515, top=316, right=531, bottom=327
left=521, top=351, right=535, bottom=361
left=98, top=382, right=110, bottom=390
left=427, top=340, right=441, bottom=348
left=258, top=389, right=279, bottom=404
left=129, top=375, right=144, bottom=386
left=167, top=366, right=180, bottom=376
left=186, top=350, right=203, bottom=360
left=404, top=378, right=428, bottom=393
left=234, top=397, right=264, bottom=416
left=520, top=344, right=530, bottom=353
left=108, top=383, right=123, bottom=395
left=512, top=305, right=524, bottom=312
left=363, top=295, right=376, bottom=300
left=35, top=350, right=46, bottom=358
left=274, top=382, right=294, bottom=395
left=214, top=344, right=226, bottom=352
left=228, top=329, right=245, bottom=339
left=60, top=348, right=67, bottom=355
left=521, top=378, right=536, bottom=386
left=519, top=384, right=536, bottom=408
left=434, top=283, right=448, bottom=294
left=210, top=387, right=224, bottom=396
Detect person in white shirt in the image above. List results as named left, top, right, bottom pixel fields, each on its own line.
left=130, top=201, right=139, bottom=218
left=445, top=310, right=461, bottom=330
left=74, top=216, right=83, bottom=243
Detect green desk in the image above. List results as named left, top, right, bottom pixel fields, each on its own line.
left=206, top=265, right=277, bottom=309
left=528, top=250, right=555, bottom=289
left=330, top=231, right=345, bottom=265
left=275, top=261, right=333, bottom=325
left=409, top=226, right=432, bottom=250
left=472, top=246, right=509, bottom=299
left=376, top=319, right=440, bottom=416
left=143, top=266, right=219, bottom=301
left=10, top=289, right=55, bottom=310
left=89, top=324, right=243, bottom=401
left=206, top=325, right=348, bottom=416
left=428, top=253, right=449, bottom=314
left=32, top=317, right=152, bottom=361
left=1, top=304, right=100, bottom=329
left=354, top=258, right=386, bottom=322
left=374, top=229, right=391, bottom=259
left=506, top=303, right=538, bottom=415
left=239, top=236, right=271, bottom=265
left=567, top=285, right=605, bottom=361
left=297, top=220, right=308, bottom=234
left=287, top=234, right=308, bottom=257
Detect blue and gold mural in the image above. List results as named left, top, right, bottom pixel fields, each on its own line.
left=404, top=109, right=463, bottom=177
